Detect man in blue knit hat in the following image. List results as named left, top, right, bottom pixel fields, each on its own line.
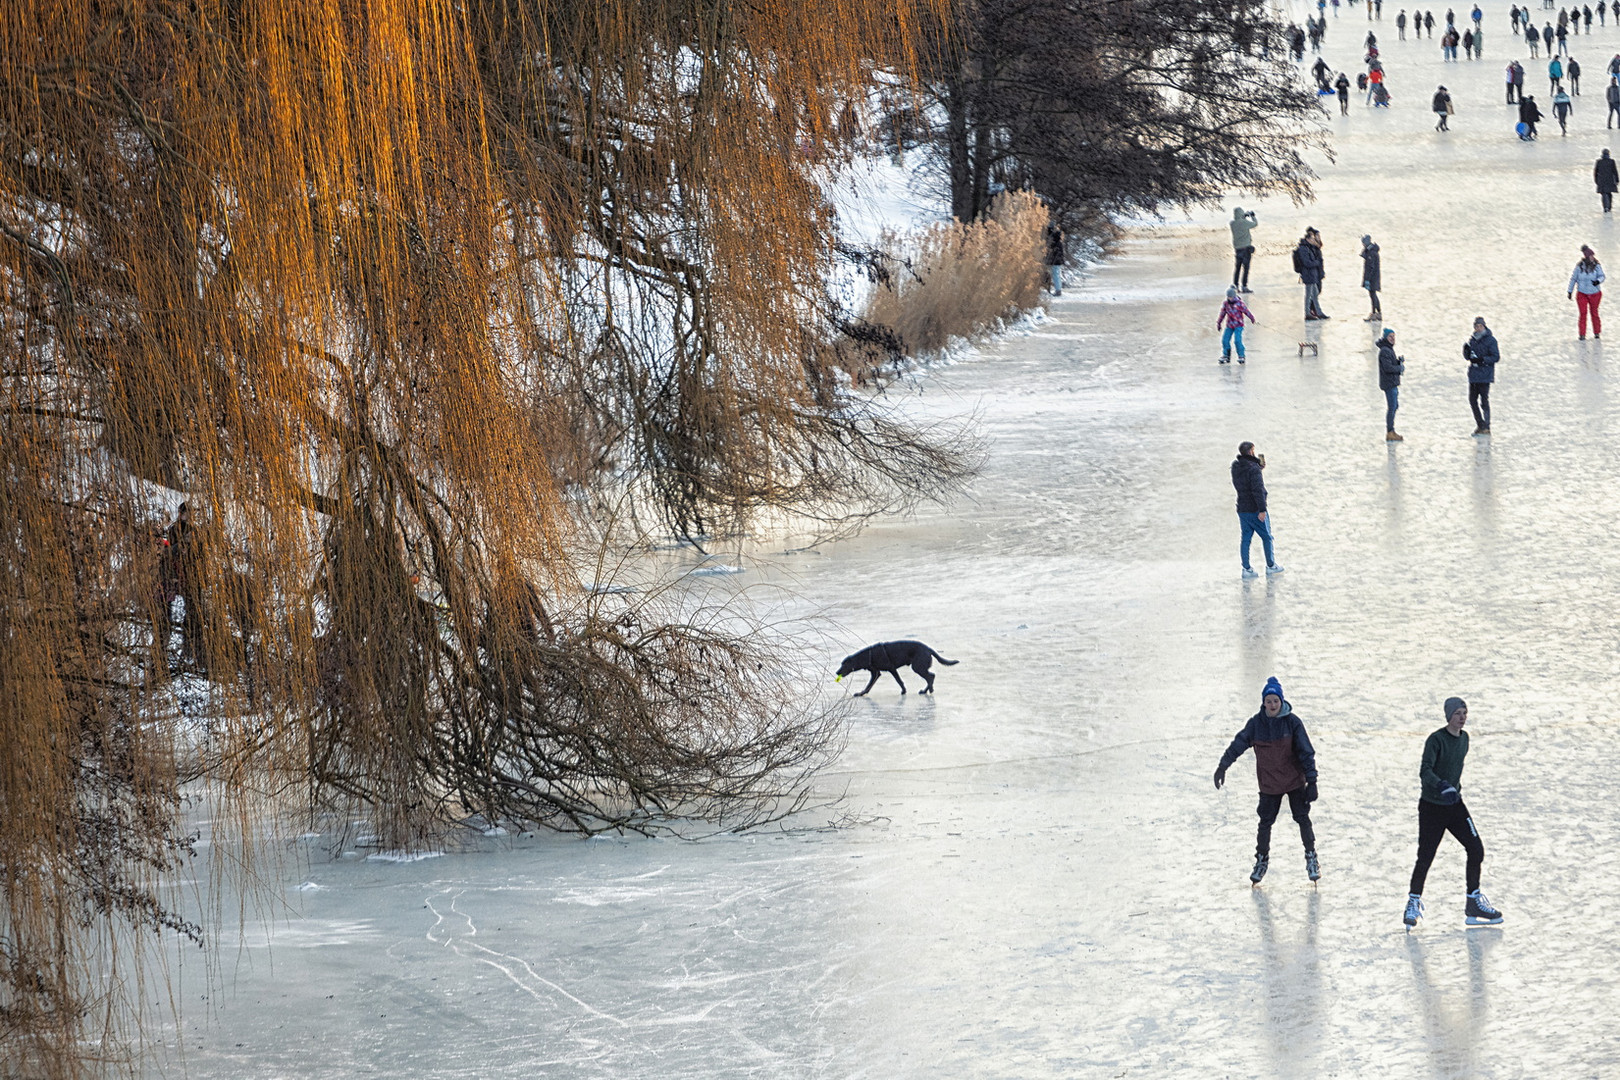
left=1214, top=676, right=1320, bottom=884
left=1402, top=697, right=1505, bottom=929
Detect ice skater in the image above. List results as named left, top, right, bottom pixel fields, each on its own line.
left=1360, top=234, right=1382, bottom=319
left=1378, top=327, right=1405, bottom=440
left=1402, top=698, right=1505, bottom=929
left=1230, top=442, right=1283, bottom=578
left=1230, top=207, right=1257, bottom=292
left=1518, top=94, right=1543, bottom=136
left=1293, top=228, right=1328, bottom=320
left=1553, top=85, right=1573, bottom=132
left=1337, top=71, right=1352, bottom=113
left=1217, top=286, right=1255, bottom=363
left=1597, top=148, right=1619, bottom=209
left=1214, top=677, right=1319, bottom=885
left=1045, top=220, right=1065, bottom=296
left=1433, top=84, right=1453, bottom=128
left=1465, top=316, right=1499, bottom=434
left=1569, top=244, right=1605, bottom=337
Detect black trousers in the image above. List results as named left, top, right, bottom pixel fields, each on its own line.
left=1233, top=245, right=1254, bottom=287
left=1470, top=382, right=1492, bottom=428
left=1605, top=191, right=1615, bottom=211
left=1409, top=798, right=1484, bottom=894
left=1256, top=788, right=1315, bottom=857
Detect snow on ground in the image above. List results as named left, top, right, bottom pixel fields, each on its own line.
left=156, top=4, right=1620, bottom=1075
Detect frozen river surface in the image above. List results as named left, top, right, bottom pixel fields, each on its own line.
left=164, top=5, right=1620, bottom=1076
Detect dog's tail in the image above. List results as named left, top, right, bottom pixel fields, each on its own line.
left=929, top=648, right=959, bottom=666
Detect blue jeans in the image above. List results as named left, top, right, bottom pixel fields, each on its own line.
left=1239, top=512, right=1276, bottom=571
left=1049, top=265, right=1063, bottom=294
left=1222, top=325, right=1245, bottom=358
left=1384, top=385, right=1399, bottom=430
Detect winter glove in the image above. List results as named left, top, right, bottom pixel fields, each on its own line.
left=1305, top=780, right=1319, bottom=803
left=1570, top=291, right=1576, bottom=300
left=1438, top=783, right=1461, bottom=805
left=1214, top=766, right=1227, bottom=790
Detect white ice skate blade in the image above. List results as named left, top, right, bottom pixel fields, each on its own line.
left=1466, top=916, right=1504, bottom=926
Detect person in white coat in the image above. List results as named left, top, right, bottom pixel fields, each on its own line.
left=1569, top=244, right=1607, bottom=339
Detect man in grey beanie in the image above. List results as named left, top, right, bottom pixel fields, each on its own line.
left=1402, top=697, right=1505, bottom=929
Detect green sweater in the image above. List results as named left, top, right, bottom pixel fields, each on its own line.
left=1420, top=726, right=1469, bottom=805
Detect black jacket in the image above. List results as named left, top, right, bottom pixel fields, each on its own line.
left=1293, top=239, right=1324, bottom=285
left=1597, top=155, right=1620, bottom=193
left=1361, top=243, right=1382, bottom=291
left=1520, top=98, right=1544, bottom=124
left=1465, top=330, right=1500, bottom=383
left=1378, top=340, right=1404, bottom=389
left=1231, top=454, right=1267, bottom=514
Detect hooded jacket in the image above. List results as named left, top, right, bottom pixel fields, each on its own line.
left=1219, top=703, right=1318, bottom=795
left=1293, top=238, right=1324, bottom=285
left=1231, top=453, right=1267, bottom=514
left=1598, top=153, right=1620, bottom=192
left=1465, top=329, right=1500, bottom=383
left=1378, top=338, right=1404, bottom=389
left=1230, top=210, right=1257, bottom=250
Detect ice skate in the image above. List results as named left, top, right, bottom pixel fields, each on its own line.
left=1386, top=430, right=1404, bottom=441
left=1466, top=889, right=1504, bottom=925
left=1403, top=893, right=1424, bottom=929
left=1242, top=567, right=1259, bottom=579
left=1266, top=563, right=1285, bottom=575
left=1250, top=854, right=1269, bottom=884
left=1305, top=850, right=1321, bottom=882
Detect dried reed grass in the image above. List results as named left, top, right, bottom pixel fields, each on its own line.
left=851, top=190, right=1050, bottom=375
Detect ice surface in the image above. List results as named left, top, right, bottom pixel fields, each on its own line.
left=158, top=5, right=1620, bottom=1075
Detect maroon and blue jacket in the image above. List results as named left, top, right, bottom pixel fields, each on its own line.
left=1218, top=704, right=1318, bottom=795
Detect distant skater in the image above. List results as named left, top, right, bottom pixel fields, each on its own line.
left=1338, top=71, right=1352, bottom=113
left=1361, top=234, right=1383, bottom=319
left=1045, top=220, right=1065, bottom=296
left=1379, top=327, right=1406, bottom=440
left=1569, top=244, right=1605, bottom=338
left=1597, top=148, right=1619, bottom=209
left=1231, top=442, right=1283, bottom=578
left=1569, top=56, right=1581, bottom=93
left=1217, top=286, right=1256, bottom=363
left=1402, top=698, right=1505, bottom=930
left=1465, top=316, right=1499, bottom=434
left=1434, top=84, right=1453, bottom=128
left=1230, top=207, right=1258, bottom=292
left=1607, top=77, right=1620, bottom=126
left=1519, top=94, right=1543, bottom=136
left=1293, top=228, right=1328, bottom=319
left=1214, top=677, right=1319, bottom=885
left=1554, top=86, right=1573, bottom=133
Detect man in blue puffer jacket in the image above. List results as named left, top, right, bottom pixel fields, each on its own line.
left=1214, top=676, right=1320, bottom=885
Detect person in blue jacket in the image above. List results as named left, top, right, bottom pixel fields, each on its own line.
left=1215, top=676, right=1320, bottom=884
left=1464, top=315, right=1499, bottom=434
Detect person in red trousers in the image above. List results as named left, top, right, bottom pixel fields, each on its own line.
left=1569, top=244, right=1607, bottom=339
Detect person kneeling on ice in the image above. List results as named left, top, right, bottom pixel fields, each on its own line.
left=1216, top=286, right=1255, bottom=363
left=1214, top=677, right=1320, bottom=885
left=1403, top=698, right=1505, bottom=929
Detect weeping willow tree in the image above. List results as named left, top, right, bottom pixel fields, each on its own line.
left=0, top=0, right=968, bottom=1072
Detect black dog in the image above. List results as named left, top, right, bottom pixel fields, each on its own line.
left=835, top=640, right=958, bottom=696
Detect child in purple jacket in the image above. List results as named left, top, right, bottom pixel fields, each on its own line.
left=1217, top=286, right=1257, bottom=363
